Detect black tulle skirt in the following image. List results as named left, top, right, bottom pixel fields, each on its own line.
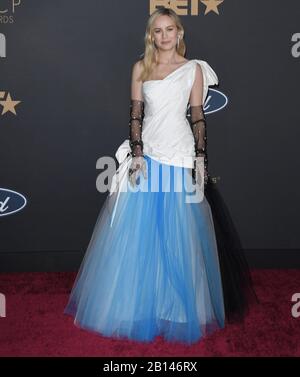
left=203, top=176, right=259, bottom=323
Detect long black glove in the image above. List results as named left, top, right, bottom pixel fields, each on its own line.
left=187, top=104, right=209, bottom=185
left=128, top=99, right=147, bottom=187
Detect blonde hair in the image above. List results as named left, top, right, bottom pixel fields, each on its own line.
left=138, top=8, right=186, bottom=82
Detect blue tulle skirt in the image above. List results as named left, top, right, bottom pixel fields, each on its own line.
left=64, top=154, right=225, bottom=344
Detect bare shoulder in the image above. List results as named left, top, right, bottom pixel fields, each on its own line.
left=131, top=60, right=144, bottom=100
left=131, top=60, right=144, bottom=78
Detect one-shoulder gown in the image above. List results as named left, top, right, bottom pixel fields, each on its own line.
left=64, top=59, right=257, bottom=345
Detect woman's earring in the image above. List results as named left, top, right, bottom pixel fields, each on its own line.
left=177, top=35, right=180, bottom=48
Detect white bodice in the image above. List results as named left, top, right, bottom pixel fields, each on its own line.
left=115, top=59, right=218, bottom=169
left=109, top=59, right=218, bottom=197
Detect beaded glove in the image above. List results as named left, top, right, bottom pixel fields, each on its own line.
left=187, top=104, right=209, bottom=185
left=128, top=99, right=147, bottom=187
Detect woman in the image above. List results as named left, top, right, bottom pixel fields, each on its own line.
left=64, top=7, right=258, bottom=345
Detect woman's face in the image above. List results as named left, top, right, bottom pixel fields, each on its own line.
left=152, top=15, right=179, bottom=51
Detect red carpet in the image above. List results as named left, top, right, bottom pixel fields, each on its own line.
left=0, top=270, right=299, bottom=356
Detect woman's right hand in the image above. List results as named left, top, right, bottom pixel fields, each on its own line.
left=128, top=156, right=147, bottom=187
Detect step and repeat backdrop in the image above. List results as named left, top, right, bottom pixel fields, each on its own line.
left=0, top=1, right=299, bottom=271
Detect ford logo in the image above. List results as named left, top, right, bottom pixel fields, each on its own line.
left=204, top=89, right=228, bottom=115
left=0, top=188, right=27, bottom=216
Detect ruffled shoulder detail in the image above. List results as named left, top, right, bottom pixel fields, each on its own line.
left=193, top=59, right=219, bottom=104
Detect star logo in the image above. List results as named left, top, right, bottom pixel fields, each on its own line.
left=201, top=0, right=224, bottom=15
left=0, top=92, right=21, bottom=115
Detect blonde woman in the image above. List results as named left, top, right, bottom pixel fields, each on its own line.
left=64, top=7, right=257, bottom=345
